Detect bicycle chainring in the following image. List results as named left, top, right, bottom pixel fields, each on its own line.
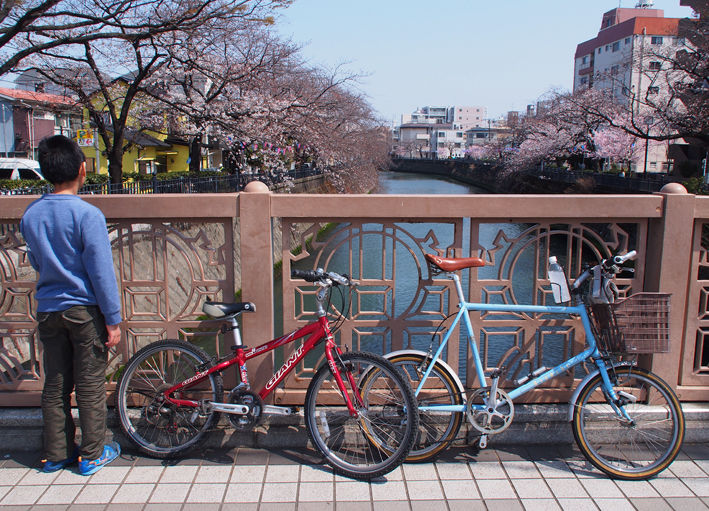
left=227, top=390, right=263, bottom=430
left=466, top=387, right=514, bottom=434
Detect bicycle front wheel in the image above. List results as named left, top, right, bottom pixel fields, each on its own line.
left=572, top=366, right=684, bottom=480
left=304, top=351, right=418, bottom=480
left=388, top=353, right=463, bottom=462
left=116, top=340, right=223, bottom=458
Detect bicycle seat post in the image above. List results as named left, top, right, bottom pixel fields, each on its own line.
left=449, top=273, right=467, bottom=305
left=226, top=315, right=243, bottom=348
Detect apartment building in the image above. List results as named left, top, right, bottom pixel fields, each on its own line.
left=430, top=125, right=466, bottom=158
left=572, top=2, right=686, bottom=172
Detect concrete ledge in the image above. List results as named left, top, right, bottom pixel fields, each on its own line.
left=2, top=403, right=707, bottom=453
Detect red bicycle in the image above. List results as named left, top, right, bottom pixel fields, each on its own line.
left=116, top=269, right=418, bottom=480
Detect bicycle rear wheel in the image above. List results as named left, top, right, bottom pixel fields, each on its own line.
left=304, top=351, right=418, bottom=480
left=116, top=340, right=223, bottom=458
left=387, top=353, right=463, bottom=462
left=572, top=366, right=684, bottom=480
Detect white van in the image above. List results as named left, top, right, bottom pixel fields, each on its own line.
left=0, top=158, right=44, bottom=180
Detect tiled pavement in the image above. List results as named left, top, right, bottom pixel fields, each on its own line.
left=1, top=443, right=709, bottom=511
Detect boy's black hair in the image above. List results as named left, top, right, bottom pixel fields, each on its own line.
left=37, top=135, right=86, bottom=185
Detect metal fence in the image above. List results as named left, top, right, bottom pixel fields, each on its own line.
left=0, top=167, right=324, bottom=195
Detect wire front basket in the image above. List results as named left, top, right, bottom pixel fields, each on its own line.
left=590, top=293, right=671, bottom=354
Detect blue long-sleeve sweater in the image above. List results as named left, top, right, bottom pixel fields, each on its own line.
left=20, top=194, right=122, bottom=326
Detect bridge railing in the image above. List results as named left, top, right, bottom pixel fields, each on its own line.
left=1, top=183, right=707, bottom=406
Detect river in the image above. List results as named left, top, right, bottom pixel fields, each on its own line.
left=281, top=170, right=536, bottom=380
left=374, top=170, right=487, bottom=195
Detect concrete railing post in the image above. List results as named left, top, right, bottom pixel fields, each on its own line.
left=239, top=181, right=275, bottom=400
left=646, top=183, right=694, bottom=395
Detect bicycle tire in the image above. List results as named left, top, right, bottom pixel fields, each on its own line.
left=572, top=366, right=684, bottom=480
left=116, top=340, right=223, bottom=458
left=387, top=353, right=464, bottom=462
left=304, top=351, right=418, bottom=480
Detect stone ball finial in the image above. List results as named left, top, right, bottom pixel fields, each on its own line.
left=243, top=180, right=270, bottom=193
left=659, top=182, right=688, bottom=194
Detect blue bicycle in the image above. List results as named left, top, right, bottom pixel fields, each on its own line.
left=385, top=250, right=684, bottom=480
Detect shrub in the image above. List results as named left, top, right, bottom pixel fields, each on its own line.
left=0, top=179, right=49, bottom=190
left=84, top=173, right=109, bottom=185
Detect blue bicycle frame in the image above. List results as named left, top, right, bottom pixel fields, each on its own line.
left=416, top=273, right=627, bottom=419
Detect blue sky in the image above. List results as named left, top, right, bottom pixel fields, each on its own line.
left=274, top=0, right=695, bottom=125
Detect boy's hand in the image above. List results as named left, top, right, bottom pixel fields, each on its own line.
left=106, top=324, right=122, bottom=348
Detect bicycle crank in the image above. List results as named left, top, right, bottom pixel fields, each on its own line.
left=466, top=387, right=514, bottom=434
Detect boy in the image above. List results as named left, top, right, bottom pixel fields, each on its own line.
left=20, top=135, right=122, bottom=475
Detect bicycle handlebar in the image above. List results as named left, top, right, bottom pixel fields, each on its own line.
left=570, top=250, right=636, bottom=294
left=291, top=268, right=354, bottom=286
left=612, top=250, right=637, bottom=265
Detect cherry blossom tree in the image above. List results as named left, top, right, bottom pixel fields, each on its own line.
left=9, top=0, right=290, bottom=185
left=0, top=1, right=292, bottom=77
left=591, top=124, right=639, bottom=169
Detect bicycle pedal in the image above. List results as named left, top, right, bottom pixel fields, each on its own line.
left=478, top=434, right=488, bottom=449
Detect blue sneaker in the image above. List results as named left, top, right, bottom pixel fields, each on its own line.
left=41, top=445, right=79, bottom=473
left=78, top=442, right=120, bottom=476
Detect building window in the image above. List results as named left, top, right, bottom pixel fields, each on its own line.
left=647, top=86, right=659, bottom=94
left=580, top=77, right=588, bottom=84
left=612, top=41, right=620, bottom=52
left=582, top=56, right=588, bottom=64
left=649, top=61, right=661, bottom=71
left=456, top=132, right=463, bottom=137
left=611, top=65, right=619, bottom=75
left=605, top=44, right=610, bottom=51
left=598, top=48, right=602, bottom=54
left=438, top=132, right=446, bottom=137
left=476, top=133, right=486, bottom=138
left=651, top=36, right=663, bottom=45
left=625, top=37, right=631, bottom=44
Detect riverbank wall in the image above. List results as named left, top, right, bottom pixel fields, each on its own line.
left=388, top=158, right=682, bottom=194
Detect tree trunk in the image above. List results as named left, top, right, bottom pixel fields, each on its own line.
left=107, top=138, right=124, bottom=190
left=189, top=134, right=202, bottom=173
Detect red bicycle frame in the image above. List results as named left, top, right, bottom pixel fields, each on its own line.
left=162, top=315, right=363, bottom=415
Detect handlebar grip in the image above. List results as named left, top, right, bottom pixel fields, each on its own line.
left=613, top=250, right=637, bottom=265
left=291, top=269, right=321, bottom=282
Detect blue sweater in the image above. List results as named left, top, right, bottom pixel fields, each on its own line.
left=20, top=194, right=122, bottom=325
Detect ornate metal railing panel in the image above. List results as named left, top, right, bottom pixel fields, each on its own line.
left=0, top=203, right=237, bottom=402
left=683, top=221, right=709, bottom=385
left=280, top=218, right=645, bottom=399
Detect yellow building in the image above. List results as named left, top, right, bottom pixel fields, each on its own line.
left=77, top=128, right=192, bottom=176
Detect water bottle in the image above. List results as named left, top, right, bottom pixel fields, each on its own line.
left=548, top=256, right=571, bottom=303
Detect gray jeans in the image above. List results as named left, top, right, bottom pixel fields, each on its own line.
left=38, top=305, right=109, bottom=462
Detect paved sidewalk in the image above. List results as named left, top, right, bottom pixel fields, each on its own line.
left=1, top=443, right=708, bottom=511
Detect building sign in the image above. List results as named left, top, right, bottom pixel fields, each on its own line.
left=76, top=129, right=94, bottom=147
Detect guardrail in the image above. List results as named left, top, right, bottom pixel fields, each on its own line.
left=1, top=183, right=708, bottom=407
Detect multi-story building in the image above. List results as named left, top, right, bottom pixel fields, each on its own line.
left=401, top=105, right=487, bottom=129
left=447, top=106, right=487, bottom=130
left=394, top=104, right=487, bottom=158
left=572, top=2, right=686, bottom=172
left=430, top=125, right=466, bottom=158
left=0, top=87, right=81, bottom=159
